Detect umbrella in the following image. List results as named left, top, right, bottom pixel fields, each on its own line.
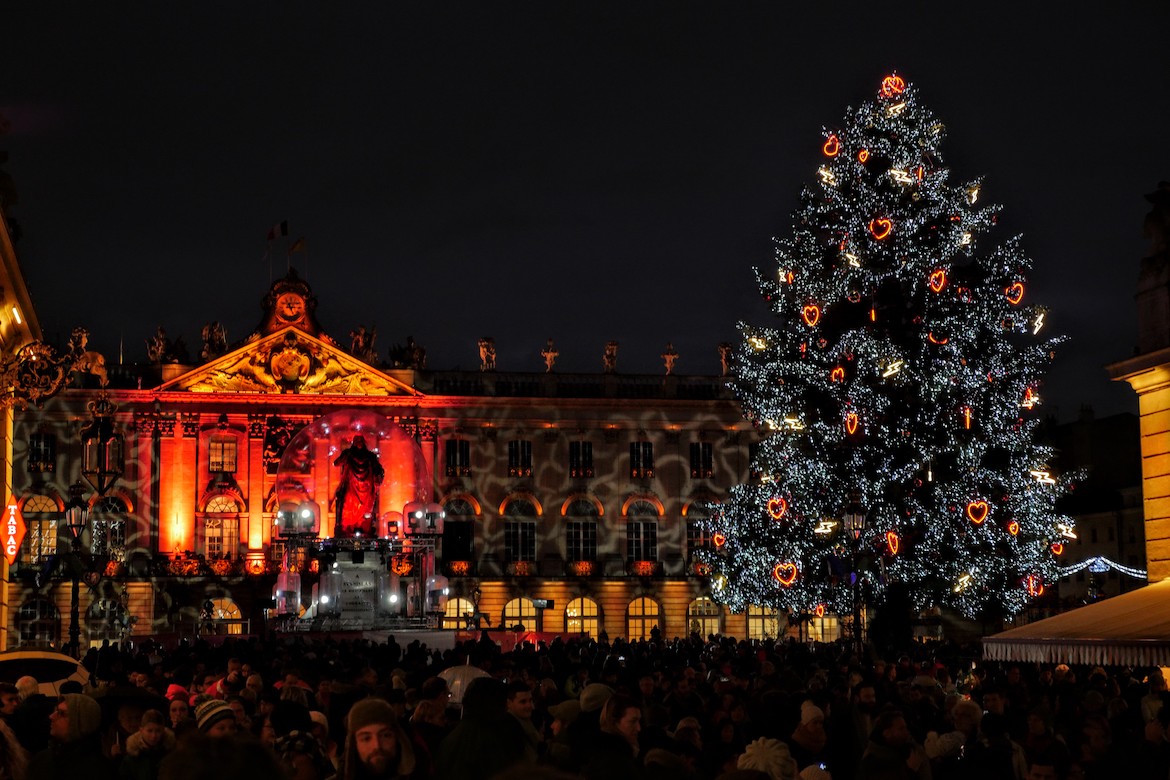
left=438, top=663, right=491, bottom=706
left=0, top=651, right=90, bottom=695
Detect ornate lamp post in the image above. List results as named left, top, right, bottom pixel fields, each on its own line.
left=80, top=394, right=124, bottom=496
left=63, top=481, right=89, bottom=659
left=843, top=494, right=867, bottom=654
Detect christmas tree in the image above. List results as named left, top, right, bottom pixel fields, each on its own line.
left=701, top=75, right=1076, bottom=621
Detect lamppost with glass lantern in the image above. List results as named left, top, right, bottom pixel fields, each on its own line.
left=63, top=481, right=89, bottom=659
left=843, top=494, right=867, bottom=654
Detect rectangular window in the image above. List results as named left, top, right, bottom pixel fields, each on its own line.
left=566, top=521, right=598, bottom=561
left=686, top=520, right=711, bottom=558
left=689, top=442, right=713, bottom=479
left=630, top=442, right=654, bottom=479
left=504, top=521, right=536, bottom=562
left=627, top=521, right=658, bottom=561
left=27, top=434, right=56, bottom=473
left=205, top=516, right=239, bottom=558
left=25, top=519, right=57, bottom=562
left=569, top=441, right=594, bottom=478
left=442, top=520, right=474, bottom=560
left=209, top=437, right=238, bottom=473
left=91, top=519, right=126, bottom=561
left=508, top=440, right=533, bottom=478
left=445, top=439, right=471, bottom=477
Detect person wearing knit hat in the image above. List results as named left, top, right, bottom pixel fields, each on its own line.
left=274, top=730, right=336, bottom=780
left=340, top=697, right=414, bottom=780
left=28, top=694, right=115, bottom=780
left=194, top=698, right=237, bottom=737
left=789, top=700, right=829, bottom=775
left=579, top=683, right=614, bottom=713
left=737, top=737, right=798, bottom=780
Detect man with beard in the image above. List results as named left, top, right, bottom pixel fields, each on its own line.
left=340, top=699, right=415, bottom=780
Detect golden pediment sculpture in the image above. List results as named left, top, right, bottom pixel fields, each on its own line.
left=162, top=329, right=420, bottom=396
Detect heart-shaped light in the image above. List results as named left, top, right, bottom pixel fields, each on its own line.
left=929, top=269, right=947, bottom=293
left=886, top=531, right=900, bottom=555
left=822, top=135, right=840, bottom=157
left=868, top=218, right=892, bottom=240
left=880, top=74, right=906, bottom=97
left=713, top=533, right=726, bottom=548
left=767, top=497, right=788, bottom=520
left=1005, top=282, right=1025, bottom=305
left=845, top=413, right=860, bottom=435
left=802, top=304, right=821, bottom=327
left=965, top=500, right=989, bottom=524
left=830, top=367, right=845, bottom=383
left=813, top=604, right=825, bottom=618
left=773, top=562, right=798, bottom=586
left=1024, top=574, right=1044, bottom=597
left=1051, top=542, right=1064, bottom=555
left=928, top=332, right=948, bottom=345
left=1007, top=520, right=1019, bottom=536
left=858, top=148, right=869, bottom=163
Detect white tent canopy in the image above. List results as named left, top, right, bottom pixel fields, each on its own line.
left=982, top=578, right=1170, bottom=666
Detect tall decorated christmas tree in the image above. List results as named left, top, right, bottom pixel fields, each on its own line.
left=701, top=75, right=1076, bottom=625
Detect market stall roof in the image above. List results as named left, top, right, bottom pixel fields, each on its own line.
left=982, top=578, right=1169, bottom=666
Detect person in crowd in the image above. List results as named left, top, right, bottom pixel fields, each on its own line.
left=735, top=737, right=797, bottom=780
left=582, top=693, right=643, bottom=780
left=505, top=680, right=543, bottom=762
left=434, top=677, right=527, bottom=780
left=119, top=709, right=175, bottom=780
left=9, top=679, right=51, bottom=757
left=193, top=699, right=238, bottom=739
left=159, top=735, right=284, bottom=780
left=339, top=698, right=414, bottom=780
left=27, top=694, right=114, bottom=780
left=0, top=720, right=27, bottom=780
left=273, top=729, right=336, bottom=780
left=859, top=710, right=930, bottom=780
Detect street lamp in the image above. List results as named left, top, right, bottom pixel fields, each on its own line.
left=63, top=481, right=89, bottom=659
left=843, top=493, right=867, bottom=653
left=80, top=394, right=124, bottom=496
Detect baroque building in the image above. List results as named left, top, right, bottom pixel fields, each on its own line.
left=7, top=269, right=778, bottom=650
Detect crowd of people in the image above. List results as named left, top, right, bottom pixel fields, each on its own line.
left=0, top=629, right=1165, bottom=780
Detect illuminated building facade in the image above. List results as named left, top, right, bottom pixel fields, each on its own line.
left=6, top=270, right=771, bottom=648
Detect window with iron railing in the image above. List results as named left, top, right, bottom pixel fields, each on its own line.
left=507, top=440, right=533, bottom=478
left=27, top=434, right=56, bottom=473
left=569, top=441, right=593, bottom=478
left=444, top=439, right=471, bottom=477
left=629, top=442, right=654, bottom=479
left=689, top=442, right=713, bottom=479
left=209, top=436, right=238, bottom=473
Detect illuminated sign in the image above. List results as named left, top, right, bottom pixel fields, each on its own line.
left=3, top=503, right=25, bottom=567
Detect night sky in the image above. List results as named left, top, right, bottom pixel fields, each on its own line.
left=4, top=3, right=1170, bottom=421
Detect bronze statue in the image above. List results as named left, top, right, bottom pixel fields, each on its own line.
left=479, top=337, right=496, bottom=372
left=603, top=341, right=619, bottom=373
left=541, top=338, right=558, bottom=373
left=661, top=343, right=678, bottom=375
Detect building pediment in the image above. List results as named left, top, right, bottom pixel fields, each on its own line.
left=157, top=327, right=422, bottom=396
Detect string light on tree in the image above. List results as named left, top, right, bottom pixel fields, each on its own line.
left=698, top=73, right=1076, bottom=620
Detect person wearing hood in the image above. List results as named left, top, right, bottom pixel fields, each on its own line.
left=119, top=710, right=175, bottom=780
left=434, top=677, right=528, bottom=780
left=859, top=710, right=930, bottom=780
left=27, top=694, right=115, bottom=780
left=339, top=698, right=415, bottom=780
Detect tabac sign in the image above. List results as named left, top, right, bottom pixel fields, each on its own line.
left=4, top=503, right=25, bottom=566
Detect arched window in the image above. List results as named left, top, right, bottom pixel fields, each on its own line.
left=91, top=495, right=127, bottom=561
left=747, top=604, right=784, bottom=641
left=565, top=597, right=600, bottom=637
left=627, top=596, right=661, bottom=641
left=565, top=499, right=599, bottom=562
left=687, top=597, right=722, bottom=638
left=202, top=494, right=242, bottom=559
left=202, top=598, right=245, bottom=635
left=17, top=597, right=59, bottom=648
left=502, top=498, right=538, bottom=563
left=442, top=597, right=477, bottom=630
left=626, top=501, right=658, bottom=562
left=503, top=597, right=537, bottom=632
left=20, top=494, right=59, bottom=563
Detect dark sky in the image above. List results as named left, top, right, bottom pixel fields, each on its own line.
left=4, top=3, right=1169, bottom=421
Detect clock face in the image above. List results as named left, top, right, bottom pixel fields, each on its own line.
left=276, top=293, right=306, bottom=322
